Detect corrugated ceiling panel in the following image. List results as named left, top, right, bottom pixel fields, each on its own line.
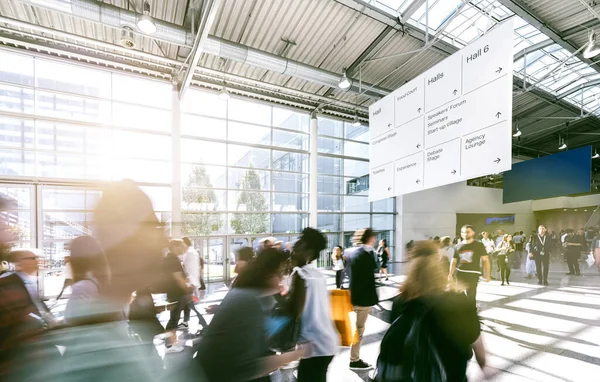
left=523, top=0, right=597, bottom=32
left=211, top=0, right=386, bottom=75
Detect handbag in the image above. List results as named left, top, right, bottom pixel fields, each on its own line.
left=265, top=295, right=301, bottom=352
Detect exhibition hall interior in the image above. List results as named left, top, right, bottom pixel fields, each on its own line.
left=0, top=0, right=599, bottom=381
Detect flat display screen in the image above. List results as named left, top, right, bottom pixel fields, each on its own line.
left=503, top=146, right=591, bottom=203
left=485, top=216, right=515, bottom=225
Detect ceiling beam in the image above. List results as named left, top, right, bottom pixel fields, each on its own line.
left=178, top=0, right=221, bottom=99
left=556, top=78, right=600, bottom=100
left=513, top=39, right=554, bottom=62
left=322, top=25, right=396, bottom=98
left=401, top=0, right=426, bottom=23
left=334, top=0, right=457, bottom=56
left=498, top=0, right=600, bottom=74
left=562, top=19, right=600, bottom=40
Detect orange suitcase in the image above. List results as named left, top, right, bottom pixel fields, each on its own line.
left=330, top=289, right=354, bottom=346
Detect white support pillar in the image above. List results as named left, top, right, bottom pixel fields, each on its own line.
left=309, top=115, right=318, bottom=228
left=171, top=85, right=182, bottom=237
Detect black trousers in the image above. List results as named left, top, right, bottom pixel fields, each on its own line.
left=165, top=298, right=182, bottom=331
left=498, top=255, right=510, bottom=283
left=182, top=296, right=209, bottom=328
left=335, top=270, right=343, bottom=289
left=534, top=255, right=550, bottom=282
left=297, top=356, right=333, bottom=382
left=456, top=271, right=479, bottom=307
left=566, top=252, right=581, bottom=275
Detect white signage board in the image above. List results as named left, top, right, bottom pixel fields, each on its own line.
left=369, top=20, right=513, bottom=201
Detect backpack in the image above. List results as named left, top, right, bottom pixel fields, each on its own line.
left=373, top=301, right=447, bottom=382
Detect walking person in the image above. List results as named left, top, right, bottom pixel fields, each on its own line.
left=513, top=231, right=524, bottom=269
left=526, top=225, right=553, bottom=286
left=382, top=241, right=488, bottom=381
left=331, top=245, right=345, bottom=289
left=448, top=225, right=491, bottom=308
left=439, top=236, right=455, bottom=271
left=496, top=234, right=515, bottom=286
left=289, top=228, right=339, bottom=382
left=195, top=248, right=310, bottom=382
left=346, top=228, right=379, bottom=370
left=162, top=239, right=193, bottom=353
left=564, top=229, right=586, bottom=276
left=180, top=237, right=209, bottom=332
left=64, top=236, right=110, bottom=326
left=377, top=239, right=390, bottom=281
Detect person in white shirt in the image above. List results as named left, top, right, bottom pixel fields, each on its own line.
left=180, top=237, right=209, bottom=331
left=331, top=245, right=345, bottom=289
left=439, top=236, right=455, bottom=267
left=289, top=228, right=339, bottom=382
left=481, top=232, right=496, bottom=254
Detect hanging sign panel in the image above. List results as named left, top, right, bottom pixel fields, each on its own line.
left=368, top=20, right=513, bottom=201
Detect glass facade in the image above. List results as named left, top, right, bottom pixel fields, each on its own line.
left=0, top=50, right=396, bottom=275
left=317, top=117, right=396, bottom=259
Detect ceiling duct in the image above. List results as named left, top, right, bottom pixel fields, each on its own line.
left=14, top=0, right=390, bottom=98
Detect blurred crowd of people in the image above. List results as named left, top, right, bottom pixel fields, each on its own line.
left=0, top=181, right=529, bottom=381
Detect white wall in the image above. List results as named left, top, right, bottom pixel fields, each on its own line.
left=395, top=182, right=536, bottom=261
left=532, top=194, right=600, bottom=211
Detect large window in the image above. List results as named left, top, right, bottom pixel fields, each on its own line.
left=318, top=117, right=396, bottom=259
left=180, top=91, right=310, bottom=236
left=0, top=51, right=171, bottom=182
left=0, top=49, right=395, bottom=263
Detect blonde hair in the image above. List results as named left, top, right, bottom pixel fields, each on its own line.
left=400, top=241, right=464, bottom=301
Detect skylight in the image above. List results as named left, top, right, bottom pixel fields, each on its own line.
left=369, top=0, right=600, bottom=116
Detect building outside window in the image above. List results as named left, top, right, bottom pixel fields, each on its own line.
left=0, top=49, right=395, bottom=290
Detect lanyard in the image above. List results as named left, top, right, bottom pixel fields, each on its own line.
left=538, top=234, right=546, bottom=246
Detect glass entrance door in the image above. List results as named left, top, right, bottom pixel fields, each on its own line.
left=200, top=237, right=228, bottom=283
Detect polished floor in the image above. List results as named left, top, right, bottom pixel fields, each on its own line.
left=49, top=258, right=600, bottom=381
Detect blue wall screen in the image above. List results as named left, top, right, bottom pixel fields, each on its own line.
left=503, top=146, right=591, bottom=203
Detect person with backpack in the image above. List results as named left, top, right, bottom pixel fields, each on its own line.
left=288, top=228, right=339, bottom=382
left=374, top=240, right=487, bottom=382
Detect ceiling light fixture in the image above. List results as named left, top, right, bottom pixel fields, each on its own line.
left=351, top=112, right=361, bottom=127
left=137, top=1, right=157, bottom=35
left=584, top=30, right=600, bottom=58
left=218, top=87, right=231, bottom=101
left=593, top=150, right=600, bottom=159
left=558, top=135, right=567, bottom=150
left=119, top=26, right=135, bottom=48
left=338, top=69, right=351, bottom=90
left=513, top=127, right=522, bottom=137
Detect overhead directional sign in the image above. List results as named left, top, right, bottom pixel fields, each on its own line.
left=369, top=20, right=513, bottom=201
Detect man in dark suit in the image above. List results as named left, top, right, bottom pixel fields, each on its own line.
left=526, top=225, right=553, bottom=285
left=345, top=228, right=378, bottom=370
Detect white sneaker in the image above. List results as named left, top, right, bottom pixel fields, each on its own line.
left=165, top=343, right=185, bottom=354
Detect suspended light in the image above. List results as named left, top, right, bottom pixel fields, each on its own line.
left=137, top=1, right=157, bottom=35
left=218, top=87, right=231, bottom=101
left=593, top=150, right=600, bottom=159
left=558, top=138, right=567, bottom=150
left=338, top=69, right=351, bottom=90
left=512, top=127, right=522, bottom=137
left=583, top=30, right=600, bottom=59
left=351, top=114, right=361, bottom=127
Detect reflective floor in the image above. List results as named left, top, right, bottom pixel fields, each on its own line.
left=49, top=259, right=600, bottom=381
